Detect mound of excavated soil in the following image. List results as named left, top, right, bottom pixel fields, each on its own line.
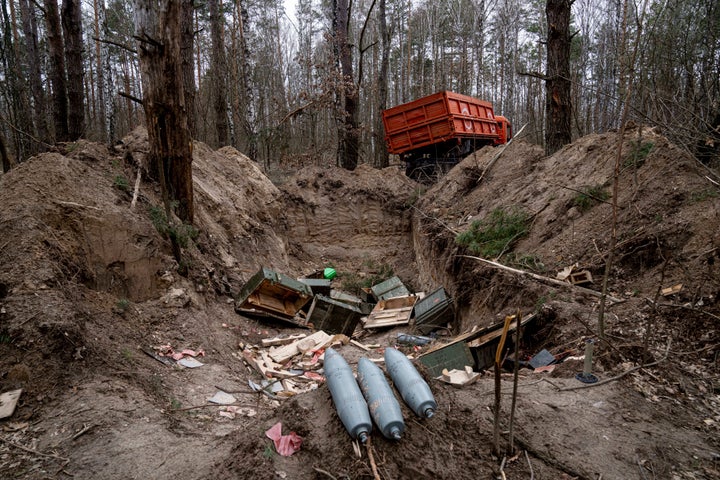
left=1, top=126, right=718, bottom=480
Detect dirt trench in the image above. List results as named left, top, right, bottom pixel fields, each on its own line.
left=0, top=128, right=718, bottom=479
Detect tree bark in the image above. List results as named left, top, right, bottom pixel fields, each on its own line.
left=335, top=0, right=358, bottom=170
left=181, top=0, right=195, bottom=138
left=209, top=0, right=229, bottom=146
left=134, top=0, right=194, bottom=224
left=545, top=0, right=573, bottom=156
left=44, top=0, right=69, bottom=142
left=375, top=0, right=389, bottom=168
left=62, top=0, right=85, bottom=140
left=18, top=0, right=48, bottom=145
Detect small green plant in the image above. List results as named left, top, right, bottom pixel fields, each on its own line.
left=338, top=259, right=394, bottom=295
left=625, top=140, right=654, bottom=168
left=113, top=174, right=130, bottom=192
left=573, top=185, right=610, bottom=212
left=263, top=444, right=275, bottom=459
left=116, top=298, right=130, bottom=312
left=0, top=329, right=12, bottom=344
left=148, top=205, right=199, bottom=249
left=455, top=206, right=530, bottom=258
left=170, top=398, right=181, bottom=410
left=121, top=348, right=134, bottom=361
left=690, top=188, right=719, bottom=203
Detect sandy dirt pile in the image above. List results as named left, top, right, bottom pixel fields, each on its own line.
left=0, top=126, right=718, bottom=480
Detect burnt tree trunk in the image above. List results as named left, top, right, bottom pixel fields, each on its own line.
left=44, top=0, right=69, bottom=142
left=134, top=0, right=194, bottom=224
left=61, top=0, right=84, bottom=140
left=335, top=0, right=358, bottom=170
left=545, top=0, right=573, bottom=155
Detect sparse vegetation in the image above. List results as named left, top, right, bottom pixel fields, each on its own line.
left=506, top=252, right=545, bottom=272
left=625, top=140, right=654, bottom=168
left=149, top=204, right=199, bottom=249
left=338, top=259, right=394, bottom=295
left=455, top=206, right=531, bottom=258
left=116, top=298, right=130, bottom=312
left=690, top=188, right=719, bottom=203
left=113, top=174, right=130, bottom=192
left=573, top=184, right=611, bottom=212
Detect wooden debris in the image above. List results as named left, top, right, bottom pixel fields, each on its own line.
left=268, top=330, right=332, bottom=364
left=661, top=284, right=683, bottom=296
left=262, top=334, right=307, bottom=347
left=364, top=295, right=418, bottom=329
left=440, top=366, right=480, bottom=387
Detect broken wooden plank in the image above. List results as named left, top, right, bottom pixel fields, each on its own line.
left=268, top=330, right=332, bottom=364
left=261, top=334, right=307, bottom=347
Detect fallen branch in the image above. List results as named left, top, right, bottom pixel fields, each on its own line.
left=0, top=435, right=69, bottom=462
left=525, top=450, right=535, bottom=480
left=366, top=437, right=381, bottom=480
left=313, top=467, right=338, bottom=479
left=130, top=169, right=142, bottom=210
left=458, top=255, right=624, bottom=303
left=478, top=123, right=528, bottom=184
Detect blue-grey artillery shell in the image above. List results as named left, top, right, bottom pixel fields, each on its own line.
left=384, top=347, right=437, bottom=418
left=357, top=357, right=405, bottom=440
left=324, top=348, right=372, bottom=443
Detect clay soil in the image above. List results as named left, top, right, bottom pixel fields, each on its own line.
left=1, top=127, right=718, bottom=480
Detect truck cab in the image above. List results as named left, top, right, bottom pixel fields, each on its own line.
left=494, top=116, right=512, bottom=146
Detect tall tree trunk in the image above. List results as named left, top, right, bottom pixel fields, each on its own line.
left=93, top=0, right=107, bottom=142
left=375, top=0, right=390, bottom=168
left=44, top=0, right=69, bottom=142
left=545, top=0, right=573, bottom=155
left=2, top=0, right=33, bottom=159
left=335, top=0, right=358, bottom=170
left=181, top=0, right=195, bottom=138
left=62, top=0, right=85, bottom=140
left=134, top=0, right=194, bottom=224
left=209, top=0, right=229, bottom=146
left=19, top=0, right=48, bottom=145
left=233, top=0, right=256, bottom=160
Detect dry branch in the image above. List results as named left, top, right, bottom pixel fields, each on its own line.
left=477, top=123, right=527, bottom=184
left=458, top=255, right=624, bottom=303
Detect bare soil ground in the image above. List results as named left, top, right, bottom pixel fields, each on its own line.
left=0, top=126, right=718, bottom=480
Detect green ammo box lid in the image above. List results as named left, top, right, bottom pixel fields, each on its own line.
left=306, top=294, right=363, bottom=337
left=414, top=287, right=454, bottom=335
left=371, top=276, right=410, bottom=300
left=418, top=340, right=475, bottom=378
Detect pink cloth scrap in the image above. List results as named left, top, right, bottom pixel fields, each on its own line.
left=265, top=422, right=303, bottom=456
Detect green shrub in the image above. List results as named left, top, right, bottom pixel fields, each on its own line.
left=339, top=260, right=394, bottom=295
left=148, top=205, right=198, bottom=248
left=690, top=189, right=719, bottom=203
left=455, top=206, right=531, bottom=258
left=113, top=174, right=130, bottom=192
left=573, top=185, right=610, bottom=212
left=625, top=141, right=654, bottom=168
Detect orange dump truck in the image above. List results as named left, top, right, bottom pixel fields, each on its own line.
left=382, top=91, right=511, bottom=180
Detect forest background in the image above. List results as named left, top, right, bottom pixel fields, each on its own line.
left=1, top=0, right=718, bottom=173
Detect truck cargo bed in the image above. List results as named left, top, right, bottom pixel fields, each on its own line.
left=383, top=91, right=500, bottom=156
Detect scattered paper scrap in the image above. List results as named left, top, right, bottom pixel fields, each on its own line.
left=265, top=422, right=303, bottom=456
left=661, top=284, right=683, bottom=296
left=208, top=391, right=237, bottom=405
left=533, top=365, right=556, bottom=374
left=0, top=389, right=22, bottom=419
left=177, top=357, right=204, bottom=368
